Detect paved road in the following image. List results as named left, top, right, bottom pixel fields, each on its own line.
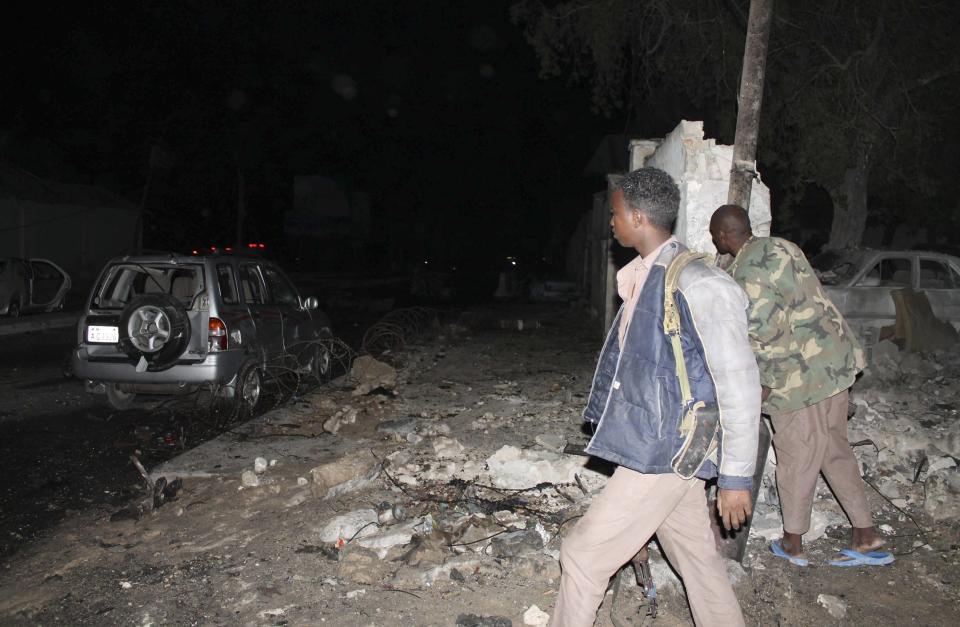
left=0, top=328, right=245, bottom=561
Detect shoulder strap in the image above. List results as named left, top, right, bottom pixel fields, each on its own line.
left=663, top=251, right=707, bottom=408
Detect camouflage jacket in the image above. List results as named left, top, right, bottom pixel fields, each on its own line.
left=728, top=237, right=864, bottom=414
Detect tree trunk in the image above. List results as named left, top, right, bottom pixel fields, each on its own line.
left=727, top=0, right=775, bottom=209
left=826, top=151, right=870, bottom=250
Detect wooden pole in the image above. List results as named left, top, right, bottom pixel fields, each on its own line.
left=727, top=0, right=774, bottom=210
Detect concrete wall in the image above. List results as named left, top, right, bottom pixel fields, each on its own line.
left=630, top=120, right=771, bottom=253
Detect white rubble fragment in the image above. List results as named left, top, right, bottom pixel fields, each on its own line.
left=928, top=455, right=958, bottom=474
left=523, top=605, right=550, bottom=626
left=432, top=437, right=465, bottom=459
left=349, top=355, right=397, bottom=396
left=241, top=470, right=260, bottom=487
left=879, top=523, right=895, bottom=535
left=319, top=509, right=379, bottom=543
left=345, top=589, right=366, bottom=599
left=483, top=445, right=608, bottom=490
left=297, top=477, right=309, bottom=486
left=534, top=433, right=565, bottom=452
left=269, top=459, right=277, bottom=467
left=254, top=457, right=268, bottom=474
left=817, top=593, right=848, bottom=619
left=924, top=470, right=960, bottom=521
left=119, top=581, right=133, bottom=589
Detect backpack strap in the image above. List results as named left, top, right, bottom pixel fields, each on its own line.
left=663, top=251, right=707, bottom=430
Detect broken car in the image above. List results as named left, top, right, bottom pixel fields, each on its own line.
left=70, top=252, right=333, bottom=414
left=0, top=257, right=72, bottom=317
left=813, top=249, right=960, bottom=343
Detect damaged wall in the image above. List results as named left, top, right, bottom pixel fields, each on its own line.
left=630, top=120, right=772, bottom=254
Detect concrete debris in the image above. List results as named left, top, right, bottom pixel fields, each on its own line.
left=392, top=553, right=504, bottom=588
left=924, top=470, right=960, bottom=521
left=349, top=355, right=397, bottom=396
left=318, top=509, right=379, bottom=543
left=534, top=433, right=565, bottom=452
left=433, top=436, right=465, bottom=459
left=522, top=604, right=550, bottom=626
left=456, top=614, right=513, bottom=627
left=310, top=451, right=380, bottom=499
left=817, top=593, right=848, bottom=619
left=323, top=406, right=359, bottom=434
left=508, top=553, right=561, bottom=581
left=483, top=445, right=608, bottom=490
left=240, top=470, right=260, bottom=488
left=338, top=545, right=381, bottom=584
left=489, top=530, right=543, bottom=558
left=253, top=457, right=268, bottom=474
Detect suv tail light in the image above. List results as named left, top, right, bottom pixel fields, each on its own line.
left=208, top=317, right=228, bottom=352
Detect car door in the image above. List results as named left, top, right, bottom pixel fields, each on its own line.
left=260, top=263, right=313, bottom=355
left=238, top=262, right=284, bottom=364
left=28, top=259, right=68, bottom=310
left=843, top=253, right=913, bottom=328
left=918, top=256, right=960, bottom=328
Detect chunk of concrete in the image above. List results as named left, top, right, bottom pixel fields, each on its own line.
left=817, top=593, right=848, bottom=619
left=310, top=451, right=380, bottom=499
left=319, top=509, right=379, bottom=543
left=349, top=355, right=397, bottom=396
left=924, top=469, right=960, bottom=521
left=433, top=436, right=465, bottom=459
left=483, top=445, right=608, bottom=490
left=338, top=545, right=382, bottom=584
left=523, top=605, right=550, bottom=626
left=489, top=530, right=543, bottom=558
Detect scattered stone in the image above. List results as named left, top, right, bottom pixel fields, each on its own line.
left=456, top=614, right=512, bottom=627
left=350, top=355, right=397, bottom=396
left=489, top=530, right=543, bottom=558
left=871, top=339, right=901, bottom=366
left=534, top=433, right=565, bottom=452
left=377, top=417, right=419, bottom=440
left=297, top=477, right=309, bottom=486
left=254, top=457, right=268, bottom=474
left=817, top=593, right=848, bottom=619
left=924, top=469, right=960, bottom=521
left=310, top=451, right=380, bottom=499
left=433, top=437, right=465, bottom=459
left=508, top=553, right=561, bottom=580
left=119, top=581, right=132, bottom=590
left=392, top=553, right=504, bottom=587
left=241, top=470, right=260, bottom=487
left=338, top=545, right=382, bottom=584
left=285, top=490, right=310, bottom=508
left=399, top=531, right=450, bottom=567
left=345, top=588, right=366, bottom=599
left=319, top=509, right=379, bottom=543
left=522, top=604, right=549, bottom=626
left=484, top=445, right=607, bottom=490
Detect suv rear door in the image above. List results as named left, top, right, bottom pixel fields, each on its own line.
left=238, top=262, right=284, bottom=363
left=260, top=263, right=314, bottom=353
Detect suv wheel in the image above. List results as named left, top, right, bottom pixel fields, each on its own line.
left=8, top=300, right=20, bottom=318
left=311, top=344, right=332, bottom=382
left=105, top=383, right=137, bottom=410
left=230, top=363, right=261, bottom=421
left=118, top=294, right=191, bottom=371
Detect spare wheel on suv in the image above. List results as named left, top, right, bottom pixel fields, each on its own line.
left=118, top=294, right=192, bottom=371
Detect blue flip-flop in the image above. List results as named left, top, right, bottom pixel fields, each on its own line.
left=770, top=540, right=809, bottom=567
left=828, top=548, right=895, bottom=567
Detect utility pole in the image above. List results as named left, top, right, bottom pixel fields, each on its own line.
left=727, top=0, right=774, bottom=210
left=236, top=166, right=246, bottom=249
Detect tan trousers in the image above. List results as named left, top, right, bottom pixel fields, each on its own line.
left=552, top=467, right=745, bottom=627
left=770, top=389, right=873, bottom=534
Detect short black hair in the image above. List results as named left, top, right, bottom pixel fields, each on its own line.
left=615, top=167, right=679, bottom=232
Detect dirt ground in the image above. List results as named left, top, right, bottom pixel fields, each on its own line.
left=1, top=304, right=958, bottom=626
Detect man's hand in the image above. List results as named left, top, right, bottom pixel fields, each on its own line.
left=761, top=386, right=772, bottom=401
left=717, top=489, right=753, bottom=531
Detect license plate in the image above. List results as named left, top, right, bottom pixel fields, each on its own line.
left=87, top=325, right=119, bottom=344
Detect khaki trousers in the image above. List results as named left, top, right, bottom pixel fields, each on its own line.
left=551, top=467, right=745, bottom=627
left=770, top=389, right=873, bottom=534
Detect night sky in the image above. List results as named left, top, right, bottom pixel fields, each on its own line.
left=3, top=1, right=959, bottom=276
left=3, top=1, right=615, bottom=274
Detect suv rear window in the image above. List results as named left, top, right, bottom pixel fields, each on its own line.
left=217, top=264, right=239, bottom=305
left=93, top=263, right=205, bottom=309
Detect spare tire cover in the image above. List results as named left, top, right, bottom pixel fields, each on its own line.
left=118, top=294, right=191, bottom=371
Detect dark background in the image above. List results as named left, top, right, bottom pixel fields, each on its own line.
left=3, top=1, right=958, bottom=284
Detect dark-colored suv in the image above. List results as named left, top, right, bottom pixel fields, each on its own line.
left=70, top=252, right=332, bottom=414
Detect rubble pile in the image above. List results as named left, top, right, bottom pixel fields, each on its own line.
left=751, top=342, right=960, bottom=542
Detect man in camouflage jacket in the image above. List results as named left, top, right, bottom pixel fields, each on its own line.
left=709, top=204, right=891, bottom=567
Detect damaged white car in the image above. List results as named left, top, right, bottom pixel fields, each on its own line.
left=813, top=249, right=960, bottom=345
